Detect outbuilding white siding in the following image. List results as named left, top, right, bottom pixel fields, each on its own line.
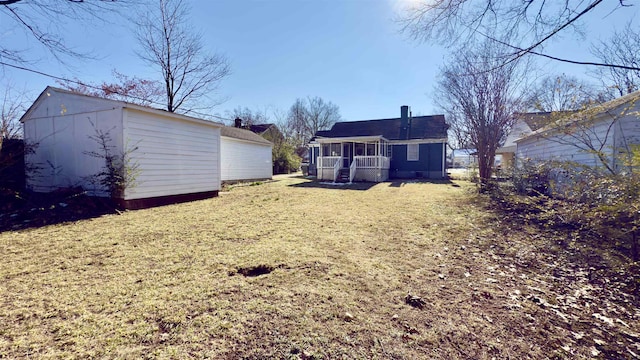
left=124, top=108, right=220, bottom=199
left=22, top=87, right=222, bottom=206
left=24, top=107, right=124, bottom=196
left=220, top=127, right=272, bottom=182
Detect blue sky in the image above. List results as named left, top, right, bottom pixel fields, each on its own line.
left=1, top=0, right=638, bottom=123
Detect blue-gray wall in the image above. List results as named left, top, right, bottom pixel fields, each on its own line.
left=390, top=143, right=445, bottom=179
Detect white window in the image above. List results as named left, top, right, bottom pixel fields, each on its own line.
left=407, top=144, right=419, bottom=161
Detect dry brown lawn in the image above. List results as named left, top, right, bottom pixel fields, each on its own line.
left=0, top=175, right=638, bottom=359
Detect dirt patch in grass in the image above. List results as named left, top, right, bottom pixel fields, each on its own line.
left=0, top=177, right=638, bottom=359
left=234, top=264, right=289, bottom=277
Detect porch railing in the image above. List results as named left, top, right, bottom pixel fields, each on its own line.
left=354, top=156, right=390, bottom=169
left=318, top=156, right=341, bottom=169
left=349, top=159, right=356, bottom=183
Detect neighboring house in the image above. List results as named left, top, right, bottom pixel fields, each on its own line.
left=21, top=86, right=222, bottom=209
left=451, top=149, right=478, bottom=168
left=220, top=126, right=273, bottom=183
left=308, top=106, right=448, bottom=182
left=515, top=91, right=640, bottom=172
left=496, top=112, right=551, bottom=169
left=248, top=123, right=284, bottom=144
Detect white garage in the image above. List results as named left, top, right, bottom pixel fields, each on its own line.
left=220, top=126, right=273, bottom=183
left=21, top=86, right=223, bottom=209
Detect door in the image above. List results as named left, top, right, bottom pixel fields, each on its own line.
left=343, top=143, right=352, bottom=168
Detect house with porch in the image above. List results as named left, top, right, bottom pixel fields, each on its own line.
left=308, top=106, right=448, bottom=182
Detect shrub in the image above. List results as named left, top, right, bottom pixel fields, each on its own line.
left=273, top=141, right=301, bottom=174
left=509, top=158, right=554, bottom=196
left=83, top=124, right=139, bottom=199
left=497, top=154, right=640, bottom=260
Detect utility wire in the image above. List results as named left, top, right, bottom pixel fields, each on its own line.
left=0, top=60, right=234, bottom=122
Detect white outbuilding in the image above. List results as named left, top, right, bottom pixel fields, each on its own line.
left=220, top=126, right=273, bottom=183
left=21, top=87, right=223, bottom=209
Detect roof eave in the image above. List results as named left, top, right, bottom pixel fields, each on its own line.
left=314, top=135, right=388, bottom=143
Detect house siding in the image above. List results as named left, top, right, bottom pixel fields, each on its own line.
left=617, top=112, right=640, bottom=151
left=513, top=94, right=640, bottom=173
left=390, top=143, right=444, bottom=178
left=123, top=108, right=220, bottom=200
left=516, top=119, right=616, bottom=169
left=220, top=136, right=272, bottom=182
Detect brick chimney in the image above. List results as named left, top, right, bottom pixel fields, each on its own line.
left=400, top=105, right=409, bottom=140
left=234, top=118, right=242, bottom=128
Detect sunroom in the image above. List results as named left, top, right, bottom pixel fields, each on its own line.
left=312, top=136, right=391, bottom=182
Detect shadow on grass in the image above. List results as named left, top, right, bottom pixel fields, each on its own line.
left=0, top=187, right=119, bottom=233
left=289, top=178, right=458, bottom=191
left=288, top=180, right=377, bottom=191
left=387, top=178, right=456, bottom=188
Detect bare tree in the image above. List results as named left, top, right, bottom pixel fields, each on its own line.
left=402, top=0, right=639, bottom=71
left=285, top=97, right=341, bottom=146
left=527, top=74, right=605, bottom=112
left=226, top=106, right=270, bottom=127
left=591, top=23, right=640, bottom=97
left=0, top=0, right=141, bottom=65
left=136, top=0, right=231, bottom=114
left=0, top=83, right=26, bottom=153
left=57, top=70, right=164, bottom=107
left=435, top=39, right=526, bottom=187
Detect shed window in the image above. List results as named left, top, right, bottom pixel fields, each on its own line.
left=407, top=144, right=419, bottom=161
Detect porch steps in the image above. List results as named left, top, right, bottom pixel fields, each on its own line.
left=336, top=168, right=350, bottom=183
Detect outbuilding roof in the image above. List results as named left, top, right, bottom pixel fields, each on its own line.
left=516, top=90, right=640, bottom=142
left=20, top=86, right=224, bottom=128
left=220, top=126, right=272, bottom=145
left=314, top=115, right=448, bottom=141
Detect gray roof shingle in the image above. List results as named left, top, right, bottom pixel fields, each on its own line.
left=315, top=115, right=448, bottom=140
left=221, top=126, right=272, bottom=145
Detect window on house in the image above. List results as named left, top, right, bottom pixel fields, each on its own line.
left=407, top=144, right=419, bottom=161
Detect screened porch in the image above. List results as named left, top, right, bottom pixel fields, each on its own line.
left=315, top=136, right=391, bottom=182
